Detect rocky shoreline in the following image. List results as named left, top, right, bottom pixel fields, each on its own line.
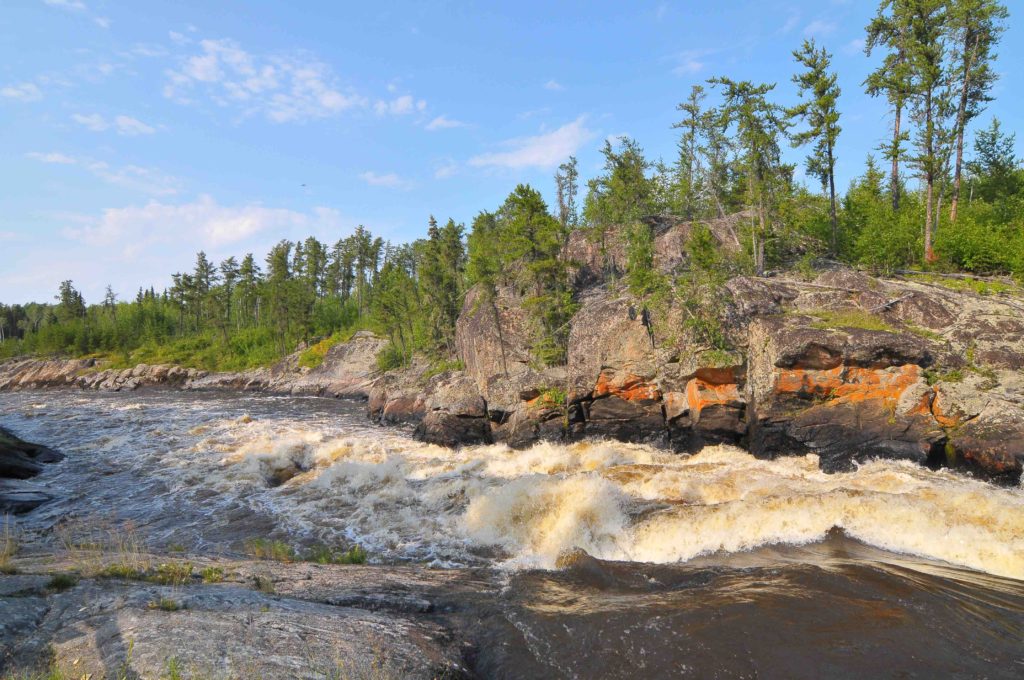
left=2, top=267, right=1023, bottom=485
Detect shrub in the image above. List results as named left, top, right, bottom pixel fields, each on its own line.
left=303, top=543, right=368, bottom=565
left=807, top=308, right=895, bottom=333
left=150, top=561, right=193, bottom=586
left=46, top=573, right=79, bottom=592
left=244, top=538, right=295, bottom=562
left=375, top=344, right=405, bottom=373
left=200, top=566, right=224, bottom=583
left=147, top=597, right=182, bottom=612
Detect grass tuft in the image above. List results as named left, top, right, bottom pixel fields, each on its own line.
left=807, top=308, right=896, bottom=333
left=303, top=544, right=368, bottom=565
left=244, top=538, right=296, bottom=562
left=200, top=566, right=224, bottom=583
left=46, top=573, right=79, bottom=592
left=1, top=515, right=18, bottom=574
left=148, top=597, right=183, bottom=612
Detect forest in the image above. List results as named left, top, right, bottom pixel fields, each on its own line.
left=1, top=0, right=1020, bottom=373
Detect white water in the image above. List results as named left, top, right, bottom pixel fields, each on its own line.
left=209, top=414, right=1024, bottom=578
left=5, top=392, right=1023, bottom=579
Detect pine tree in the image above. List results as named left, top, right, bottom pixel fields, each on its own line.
left=865, top=0, right=916, bottom=211
left=672, top=84, right=706, bottom=217
left=710, top=77, right=788, bottom=276
left=788, top=39, right=843, bottom=254
left=946, top=0, right=1008, bottom=222
left=554, top=156, right=580, bottom=230
left=903, top=0, right=952, bottom=262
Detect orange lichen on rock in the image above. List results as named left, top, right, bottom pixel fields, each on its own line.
left=686, top=378, right=742, bottom=416
left=929, top=388, right=967, bottom=428
left=774, top=364, right=922, bottom=407
left=593, top=371, right=661, bottom=401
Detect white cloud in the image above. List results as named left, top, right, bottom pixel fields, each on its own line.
left=169, top=31, right=189, bottom=45
left=544, top=79, right=564, bottom=91
left=780, top=13, right=801, bottom=34
left=468, top=116, right=594, bottom=170
left=425, top=115, right=465, bottom=131
left=26, top=152, right=181, bottom=195
left=164, top=38, right=364, bottom=123
left=72, top=112, right=108, bottom=131
left=42, top=0, right=87, bottom=10
left=671, top=49, right=713, bottom=76
left=115, top=115, right=156, bottom=136
left=1, top=82, right=43, bottom=102
left=71, top=113, right=157, bottom=135
left=64, top=196, right=344, bottom=255
left=26, top=151, right=76, bottom=164
left=844, top=38, right=865, bottom=55
left=803, top=20, right=837, bottom=37
left=93, top=16, right=109, bottom=28
left=433, top=158, right=459, bottom=179
left=374, top=94, right=426, bottom=116
left=359, top=171, right=412, bottom=189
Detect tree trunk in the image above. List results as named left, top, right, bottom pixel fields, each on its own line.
left=950, top=35, right=980, bottom=224
left=891, top=103, right=903, bottom=212
left=756, top=197, right=766, bottom=277
left=925, top=179, right=936, bottom=263
left=827, top=142, right=838, bottom=254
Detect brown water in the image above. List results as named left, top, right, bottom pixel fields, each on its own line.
left=2, top=390, right=1023, bottom=678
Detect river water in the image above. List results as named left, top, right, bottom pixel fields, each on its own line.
left=2, top=390, right=1023, bottom=677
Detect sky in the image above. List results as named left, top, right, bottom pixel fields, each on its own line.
left=2, top=0, right=1022, bottom=304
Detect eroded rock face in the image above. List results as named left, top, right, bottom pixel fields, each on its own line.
left=0, top=427, right=64, bottom=514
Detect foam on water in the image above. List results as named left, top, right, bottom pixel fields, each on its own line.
left=189, top=414, right=1024, bottom=578
left=3, top=391, right=1022, bottom=578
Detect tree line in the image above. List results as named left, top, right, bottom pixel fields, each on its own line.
left=1, top=0, right=1019, bottom=371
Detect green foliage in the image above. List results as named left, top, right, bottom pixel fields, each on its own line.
left=298, top=333, right=342, bottom=369
left=807, top=308, right=896, bottom=333
left=624, top=222, right=669, bottom=298
left=200, top=566, right=224, bottom=583
left=0, top=515, right=16, bottom=574
left=46, top=573, right=79, bottom=592
left=149, top=561, right=193, bottom=586
left=375, top=343, right=406, bottom=373
left=244, top=538, right=295, bottom=562
left=147, top=597, right=183, bottom=612
left=422, top=358, right=465, bottom=381
left=304, top=544, right=368, bottom=565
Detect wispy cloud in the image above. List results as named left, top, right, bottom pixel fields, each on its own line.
left=803, top=19, right=837, bottom=37
left=779, top=12, right=801, bottom=35
left=42, top=0, right=86, bottom=10
left=359, top=171, right=413, bottom=189
left=374, top=94, right=426, bottom=116
left=72, top=113, right=157, bottom=135
left=26, top=151, right=76, bottom=164
left=671, top=49, right=715, bottom=76
left=433, top=158, right=459, bottom=179
left=1, top=82, right=43, bottom=102
left=425, top=115, right=466, bottom=131
left=114, top=115, right=156, bottom=136
left=468, top=116, right=594, bottom=170
left=544, top=79, right=564, bottom=91
left=26, top=152, right=181, bottom=195
left=63, top=195, right=344, bottom=255
left=843, top=38, right=865, bottom=56
left=164, top=38, right=365, bottom=123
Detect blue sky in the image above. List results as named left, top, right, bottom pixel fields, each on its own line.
left=2, top=0, right=1021, bottom=304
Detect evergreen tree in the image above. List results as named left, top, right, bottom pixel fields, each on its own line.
left=946, top=0, right=1008, bottom=222
left=865, top=0, right=915, bottom=210
left=788, top=39, right=842, bottom=253
left=710, top=77, right=789, bottom=275
left=672, top=84, right=707, bottom=217
left=903, top=0, right=952, bottom=262
left=554, top=156, right=580, bottom=230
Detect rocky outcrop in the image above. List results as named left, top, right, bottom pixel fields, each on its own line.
left=0, top=331, right=388, bottom=399
left=442, top=265, right=1024, bottom=483
left=0, top=427, right=64, bottom=514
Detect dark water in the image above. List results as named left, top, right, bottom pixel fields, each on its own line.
left=2, top=390, right=1023, bottom=678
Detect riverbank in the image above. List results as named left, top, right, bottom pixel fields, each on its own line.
left=3, top=267, right=1023, bottom=485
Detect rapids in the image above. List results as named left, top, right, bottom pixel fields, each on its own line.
left=2, top=390, right=1021, bottom=578
left=4, top=390, right=1024, bottom=678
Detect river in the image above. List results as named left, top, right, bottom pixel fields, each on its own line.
left=2, top=389, right=1023, bottom=677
